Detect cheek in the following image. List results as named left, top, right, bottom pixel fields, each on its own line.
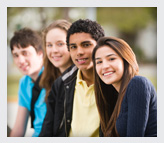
left=45, top=47, right=48, bottom=53
left=70, top=52, right=75, bottom=60
left=46, top=48, right=51, bottom=57
left=32, top=56, right=41, bottom=65
left=117, top=61, right=124, bottom=77
left=62, top=48, right=69, bottom=55
left=13, top=59, right=19, bottom=66
left=89, top=49, right=94, bottom=57
left=63, top=52, right=71, bottom=61
left=96, top=66, right=101, bottom=77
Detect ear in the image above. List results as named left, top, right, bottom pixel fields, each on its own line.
left=37, top=51, right=43, bottom=58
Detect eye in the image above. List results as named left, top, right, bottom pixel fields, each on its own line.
left=109, top=57, right=115, bottom=61
left=57, top=42, right=65, bottom=47
left=96, top=60, right=102, bottom=64
left=83, top=43, right=91, bottom=48
left=13, top=54, right=18, bottom=58
left=69, top=45, right=77, bottom=50
left=22, top=51, right=28, bottom=56
left=46, top=43, right=53, bottom=48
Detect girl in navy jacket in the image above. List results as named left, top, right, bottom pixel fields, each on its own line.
left=92, top=36, right=157, bottom=137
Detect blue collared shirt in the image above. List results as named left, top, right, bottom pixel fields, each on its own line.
left=18, top=67, right=47, bottom=137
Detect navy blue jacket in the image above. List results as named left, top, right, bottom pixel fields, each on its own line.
left=116, top=76, right=157, bottom=137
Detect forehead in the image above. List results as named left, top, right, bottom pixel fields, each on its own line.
left=12, top=45, right=36, bottom=54
left=95, top=46, right=118, bottom=57
left=69, top=32, right=95, bottom=44
left=46, top=28, right=66, bottom=41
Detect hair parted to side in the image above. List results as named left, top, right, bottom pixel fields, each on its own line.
left=10, top=28, right=43, bottom=53
left=40, top=19, right=72, bottom=101
left=66, top=19, right=105, bottom=51
left=92, top=36, right=139, bottom=136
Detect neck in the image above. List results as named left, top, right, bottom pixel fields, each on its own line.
left=112, top=81, right=121, bottom=93
left=31, top=67, right=42, bottom=82
left=81, top=68, right=94, bottom=87
left=59, top=62, right=73, bottom=73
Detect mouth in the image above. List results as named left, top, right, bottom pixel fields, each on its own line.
left=103, top=71, right=114, bottom=76
left=20, top=65, right=29, bottom=72
left=76, top=58, right=88, bottom=64
left=52, top=55, right=62, bottom=61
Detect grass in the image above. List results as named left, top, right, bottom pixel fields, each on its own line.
left=7, top=75, right=22, bottom=102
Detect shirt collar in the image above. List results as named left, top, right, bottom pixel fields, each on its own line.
left=76, top=69, right=83, bottom=84
left=76, top=69, right=94, bottom=87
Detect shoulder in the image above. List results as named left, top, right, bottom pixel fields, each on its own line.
left=19, top=75, right=32, bottom=86
left=125, top=75, right=156, bottom=100
left=51, top=65, right=77, bottom=95
left=128, top=76, right=154, bottom=91
left=130, top=75, right=149, bottom=84
left=61, top=64, right=78, bottom=83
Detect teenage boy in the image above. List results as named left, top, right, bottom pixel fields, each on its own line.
left=9, top=28, right=47, bottom=137
left=39, top=19, right=105, bottom=137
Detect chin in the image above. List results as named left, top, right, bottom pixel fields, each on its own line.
left=78, top=66, right=88, bottom=71
left=102, top=79, right=112, bottom=85
left=79, top=65, right=91, bottom=70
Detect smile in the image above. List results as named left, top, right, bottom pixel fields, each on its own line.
left=20, top=65, right=29, bottom=71
left=103, top=71, right=114, bottom=76
left=76, top=58, right=87, bottom=64
left=52, top=56, right=62, bottom=61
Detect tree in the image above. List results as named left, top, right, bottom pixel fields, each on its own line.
left=97, top=7, right=157, bottom=62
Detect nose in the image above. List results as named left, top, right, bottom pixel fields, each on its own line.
left=102, top=60, right=110, bottom=69
left=18, top=55, right=26, bottom=64
left=52, top=45, right=59, bottom=52
left=77, top=46, right=84, bottom=56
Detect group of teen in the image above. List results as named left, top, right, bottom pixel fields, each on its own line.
left=9, top=19, right=157, bottom=137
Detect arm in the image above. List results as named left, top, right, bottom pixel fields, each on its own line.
left=126, top=76, right=151, bottom=137
left=10, top=106, right=29, bottom=137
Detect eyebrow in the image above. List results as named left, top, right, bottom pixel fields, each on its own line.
left=81, top=41, right=92, bottom=44
left=46, top=42, right=51, bottom=44
left=46, top=40, right=64, bottom=43
left=69, top=40, right=92, bottom=46
left=68, top=43, right=76, bottom=46
left=95, top=54, right=116, bottom=60
left=12, top=49, right=27, bottom=55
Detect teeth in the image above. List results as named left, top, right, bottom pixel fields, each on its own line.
left=78, top=59, right=86, bottom=62
left=52, top=56, right=61, bottom=58
left=103, top=72, right=113, bottom=76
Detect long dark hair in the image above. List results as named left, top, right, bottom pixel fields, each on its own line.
left=92, top=37, right=139, bottom=136
left=40, top=19, right=71, bottom=101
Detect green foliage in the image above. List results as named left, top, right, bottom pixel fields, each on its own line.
left=7, top=7, right=157, bottom=64
left=97, top=7, right=157, bottom=34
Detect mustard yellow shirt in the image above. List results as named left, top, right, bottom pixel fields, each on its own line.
left=69, top=70, right=100, bottom=137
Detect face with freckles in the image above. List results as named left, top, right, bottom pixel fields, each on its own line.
left=95, top=46, right=124, bottom=91
left=69, top=32, right=97, bottom=71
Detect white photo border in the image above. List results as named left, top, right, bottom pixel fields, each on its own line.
left=0, top=0, right=162, bottom=143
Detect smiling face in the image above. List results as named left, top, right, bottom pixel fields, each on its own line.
left=46, top=28, right=72, bottom=73
left=69, top=32, right=97, bottom=71
left=12, top=45, right=43, bottom=80
left=95, top=46, right=124, bottom=91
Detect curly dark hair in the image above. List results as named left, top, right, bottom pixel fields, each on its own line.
left=10, top=28, right=43, bottom=53
left=66, top=19, right=105, bottom=50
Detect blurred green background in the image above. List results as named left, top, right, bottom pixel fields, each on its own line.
left=7, top=7, right=157, bottom=102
